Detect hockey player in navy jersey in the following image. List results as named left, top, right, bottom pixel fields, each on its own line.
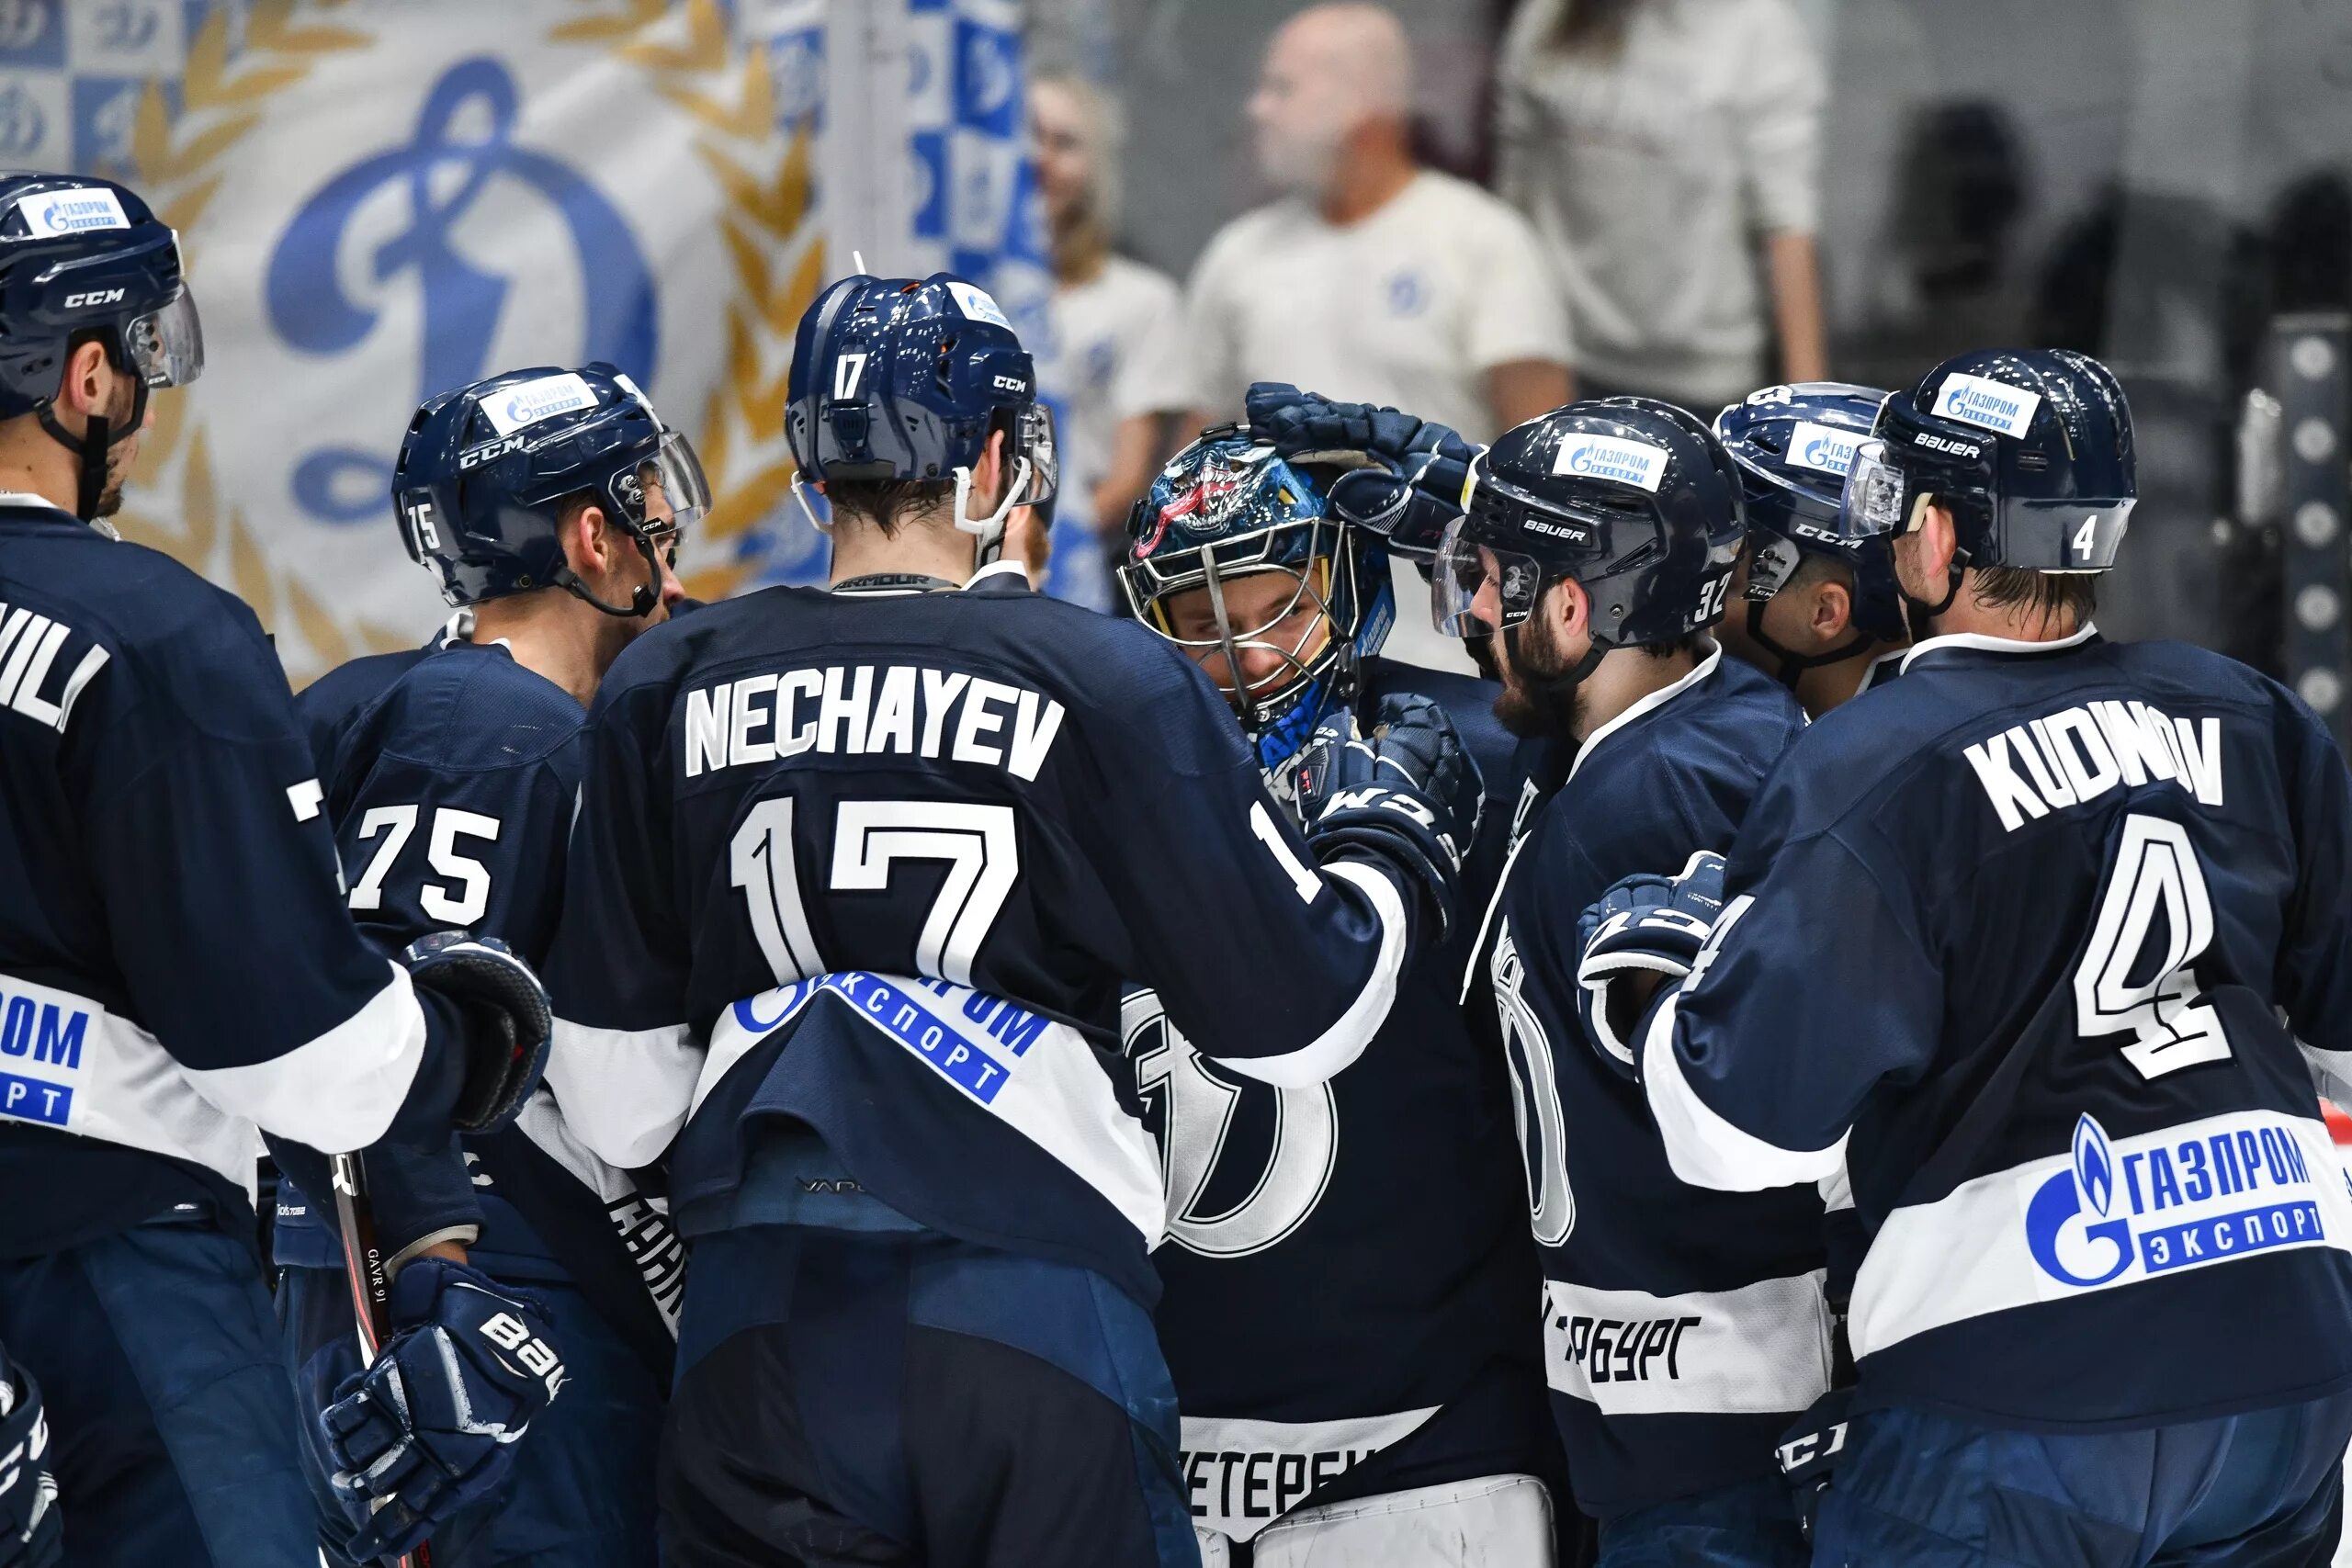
left=1595, top=348, right=2352, bottom=1565
left=539, top=271, right=1484, bottom=1568
left=1116, top=431, right=1566, bottom=1567
left=1713, top=384, right=1907, bottom=713
left=1431, top=398, right=1826, bottom=1565
left=0, top=173, right=552, bottom=1568
left=274, top=365, right=699, bottom=1566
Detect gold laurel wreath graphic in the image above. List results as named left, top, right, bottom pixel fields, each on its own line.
left=108, top=0, right=816, bottom=678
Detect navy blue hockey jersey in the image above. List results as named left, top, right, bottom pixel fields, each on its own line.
left=0, top=498, right=458, bottom=1254
left=273, top=640, right=683, bottom=1354
left=1126, top=658, right=1549, bottom=1540
left=541, top=566, right=1425, bottom=1306
left=1644, top=627, right=2352, bottom=1429
left=1495, top=649, right=1827, bottom=1517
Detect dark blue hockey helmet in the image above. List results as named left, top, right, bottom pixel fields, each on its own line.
left=1435, top=398, right=1744, bottom=679
left=0, top=172, right=204, bottom=519
left=785, top=270, right=1057, bottom=564
left=1838, top=349, right=2135, bottom=588
left=1120, top=431, right=1394, bottom=775
left=392, top=363, right=708, bottom=615
left=1713, top=382, right=1905, bottom=676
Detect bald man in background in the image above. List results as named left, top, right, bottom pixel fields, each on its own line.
left=1179, top=2, right=1573, bottom=671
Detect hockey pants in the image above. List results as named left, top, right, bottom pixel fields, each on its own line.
left=660, top=1223, right=1198, bottom=1568
left=280, top=1263, right=663, bottom=1567
left=0, top=1205, right=317, bottom=1567
left=1597, top=1474, right=1810, bottom=1567
left=1812, top=1393, right=2352, bottom=1566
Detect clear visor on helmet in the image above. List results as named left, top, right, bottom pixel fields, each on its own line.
left=1837, top=437, right=1911, bottom=540
left=615, top=430, right=711, bottom=561
left=125, top=288, right=203, bottom=389
left=1012, top=402, right=1058, bottom=506
left=1431, top=514, right=1547, bottom=637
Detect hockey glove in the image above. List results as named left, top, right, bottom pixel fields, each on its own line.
left=403, top=931, right=552, bottom=1135
left=1295, top=693, right=1484, bottom=941
left=0, top=1353, right=59, bottom=1568
left=1244, top=382, right=1480, bottom=560
left=1774, top=1386, right=1854, bottom=1541
left=325, top=1257, right=567, bottom=1563
left=1574, top=851, right=1728, bottom=1076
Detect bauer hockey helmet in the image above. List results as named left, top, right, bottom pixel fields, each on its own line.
left=392, top=363, right=708, bottom=614
left=1121, top=431, right=1394, bottom=775
left=1838, top=350, right=2135, bottom=610
left=1713, top=382, right=1904, bottom=682
left=785, top=271, right=1057, bottom=565
left=1435, top=398, right=1745, bottom=683
left=0, top=173, right=203, bottom=521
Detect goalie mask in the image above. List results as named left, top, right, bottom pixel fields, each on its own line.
left=1120, top=433, right=1394, bottom=780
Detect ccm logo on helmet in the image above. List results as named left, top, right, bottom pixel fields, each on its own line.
left=61, top=288, right=125, bottom=309
left=991, top=374, right=1027, bottom=394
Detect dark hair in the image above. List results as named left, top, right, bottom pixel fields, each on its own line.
left=1638, top=630, right=1705, bottom=661
left=823, top=478, right=955, bottom=538
left=1546, top=0, right=1640, bottom=56
left=1969, top=564, right=2096, bottom=631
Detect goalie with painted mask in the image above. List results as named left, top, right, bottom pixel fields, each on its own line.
left=1115, top=431, right=1571, bottom=1568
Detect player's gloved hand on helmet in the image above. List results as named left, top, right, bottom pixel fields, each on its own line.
left=0, top=1350, right=60, bottom=1568
left=401, top=931, right=553, bottom=1137
left=1294, top=693, right=1485, bottom=941
left=324, top=1256, right=567, bottom=1563
left=1774, top=1385, right=1854, bottom=1541
left=1244, top=383, right=1480, bottom=559
left=1575, top=851, right=1728, bottom=1076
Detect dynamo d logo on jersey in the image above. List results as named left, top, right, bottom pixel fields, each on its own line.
left=1936, top=372, right=2043, bottom=438
left=1786, top=420, right=1861, bottom=478
left=1552, top=434, right=1668, bottom=493
left=2024, top=1111, right=2333, bottom=1290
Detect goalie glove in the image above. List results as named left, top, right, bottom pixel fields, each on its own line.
left=1295, top=693, right=1484, bottom=942
left=1574, top=851, right=1727, bottom=1075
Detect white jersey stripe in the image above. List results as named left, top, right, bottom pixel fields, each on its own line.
left=1542, top=1270, right=1832, bottom=1416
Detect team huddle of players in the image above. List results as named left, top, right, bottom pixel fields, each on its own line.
left=1, top=166, right=2350, bottom=1568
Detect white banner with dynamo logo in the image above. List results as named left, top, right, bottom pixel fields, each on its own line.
left=0, top=0, right=1046, bottom=683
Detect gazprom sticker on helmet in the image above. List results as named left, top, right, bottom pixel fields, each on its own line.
left=13, top=187, right=130, bottom=238
left=1786, top=420, right=1862, bottom=478
left=482, top=372, right=600, bottom=436
left=1936, top=372, right=2043, bottom=439
left=945, top=281, right=1013, bottom=330
left=1552, top=434, right=1668, bottom=492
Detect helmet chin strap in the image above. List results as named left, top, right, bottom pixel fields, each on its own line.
left=552, top=524, right=664, bottom=618
left=1746, top=599, right=1873, bottom=689
left=1897, top=548, right=1967, bottom=644
left=35, top=377, right=147, bottom=524
left=953, top=456, right=1032, bottom=571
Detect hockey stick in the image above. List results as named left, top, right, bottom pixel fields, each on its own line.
left=331, top=1152, right=431, bottom=1568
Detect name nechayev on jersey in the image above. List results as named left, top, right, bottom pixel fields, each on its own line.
left=1963, top=699, right=2222, bottom=831
left=685, top=665, right=1066, bottom=781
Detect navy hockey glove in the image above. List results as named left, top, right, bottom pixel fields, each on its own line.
left=1245, top=382, right=1479, bottom=559
left=1774, top=1386, right=1853, bottom=1540
left=403, top=931, right=551, bottom=1134
left=0, top=1353, right=59, bottom=1568
left=325, top=1257, right=567, bottom=1563
left=1295, top=693, right=1484, bottom=940
left=1575, top=851, right=1728, bottom=1075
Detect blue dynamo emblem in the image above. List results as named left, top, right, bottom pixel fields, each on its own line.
left=265, top=55, right=657, bottom=523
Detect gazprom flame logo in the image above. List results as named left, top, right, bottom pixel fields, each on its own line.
left=2024, top=1113, right=2132, bottom=1288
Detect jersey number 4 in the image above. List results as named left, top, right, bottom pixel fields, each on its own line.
left=2075, top=813, right=2232, bottom=1079
left=730, top=797, right=1019, bottom=987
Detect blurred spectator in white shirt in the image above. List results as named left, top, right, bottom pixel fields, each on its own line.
left=1496, top=0, right=1828, bottom=414
left=1180, top=3, right=1575, bottom=446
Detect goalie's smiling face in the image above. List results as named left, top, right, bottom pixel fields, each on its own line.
left=1164, top=562, right=1334, bottom=710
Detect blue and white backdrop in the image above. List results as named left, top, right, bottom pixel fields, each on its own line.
left=0, top=0, right=1056, bottom=681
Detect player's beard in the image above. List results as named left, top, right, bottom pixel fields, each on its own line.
left=1493, top=611, right=1583, bottom=740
